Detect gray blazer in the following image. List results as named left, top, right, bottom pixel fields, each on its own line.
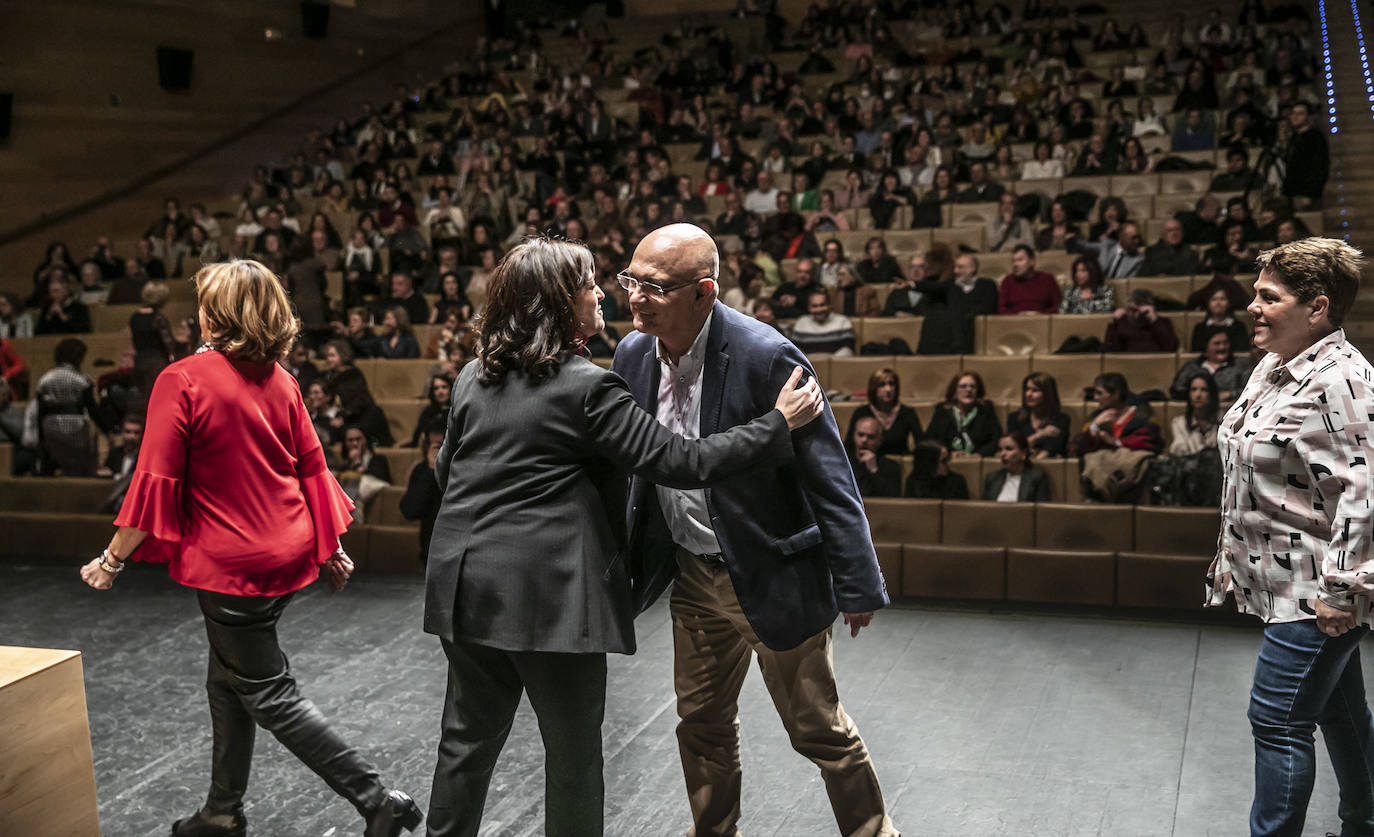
left=424, top=355, right=793, bottom=654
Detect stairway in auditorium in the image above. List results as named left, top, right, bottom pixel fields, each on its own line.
left=1325, top=0, right=1374, bottom=353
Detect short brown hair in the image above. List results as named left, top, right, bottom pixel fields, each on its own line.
left=140, top=280, right=170, bottom=309
left=944, top=370, right=986, bottom=403
left=474, top=236, right=594, bottom=384
left=193, top=260, right=300, bottom=363
left=1255, top=238, right=1364, bottom=327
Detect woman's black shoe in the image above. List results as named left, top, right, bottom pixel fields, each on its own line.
left=170, top=807, right=247, bottom=837
left=364, top=789, right=423, bottom=837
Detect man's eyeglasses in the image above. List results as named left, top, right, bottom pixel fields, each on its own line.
left=616, top=270, right=713, bottom=299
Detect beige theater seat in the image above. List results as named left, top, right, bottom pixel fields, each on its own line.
left=363, top=358, right=436, bottom=400
left=941, top=500, right=1033, bottom=547
left=1007, top=548, right=1116, bottom=605
left=1133, top=506, right=1222, bottom=556
left=1034, top=502, right=1133, bottom=551
left=894, top=355, right=964, bottom=400
left=367, top=524, right=423, bottom=573
left=980, top=315, right=1052, bottom=356
left=1029, top=354, right=1103, bottom=402
left=902, top=543, right=1006, bottom=600
left=827, top=356, right=892, bottom=398
left=864, top=498, right=941, bottom=543
left=1116, top=552, right=1212, bottom=609
left=970, top=355, right=1031, bottom=401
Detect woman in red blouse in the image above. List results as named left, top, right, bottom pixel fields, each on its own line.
left=79, top=261, right=420, bottom=837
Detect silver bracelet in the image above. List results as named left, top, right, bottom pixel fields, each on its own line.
left=98, top=548, right=125, bottom=574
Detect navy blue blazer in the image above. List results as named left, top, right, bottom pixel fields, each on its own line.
left=612, top=302, right=889, bottom=651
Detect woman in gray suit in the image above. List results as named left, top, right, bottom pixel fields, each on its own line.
left=423, top=236, right=823, bottom=837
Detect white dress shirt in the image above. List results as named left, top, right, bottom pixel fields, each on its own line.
left=654, top=313, right=722, bottom=555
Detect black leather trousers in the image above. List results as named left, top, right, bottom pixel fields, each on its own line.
left=197, top=590, right=385, bottom=817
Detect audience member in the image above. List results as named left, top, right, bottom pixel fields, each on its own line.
left=914, top=253, right=998, bottom=354
left=831, top=263, right=880, bottom=317
left=1282, top=102, right=1329, bottom=209
left=982, top=433, right=1053, bottom=502
left=0, top=293, right=34, bottom=339
left=790, top=290, right=856, bottom=356
left=1171, top=329, right=1254, bottom=403
left=986, top=193, right=1033, bottom=253
left=1105, top=290, right=1180, bottom=352
left=1058, top=256, right=1115, bottom=314
left=1035, top=200, right=1081, bottom=253
left=1168, top=373, right=1221, bottom=456
left=0, top=336, right=29, bottom=401
left=1139, top=219, right=1202, bottom=276
left=128, top=281, right=175, bottom=396
left=905, top=441, right=970, bottom=499
left=1072, top=372, right=1162, bottom=455
left=1005, top=372, right=1071, bottom=459
left=856, top=237, right=903, bottom=285
left=997, top=245, right=1061, bottom=314
left=33, top=338, right=107, bottom=476
left=96, top=412, right=145, bottom=513
left=770, top=258, right=824, bottom=319
left=850, top=415, right=902, bottom=498
left=35, top=275, right=92, bottom=335
left=927, top=371, right=1002, bottom=458
left=383, top=271, right=430, bottom=325
left=371, top=307, right=422, bottom=360
left=400, top=418, right=446, bottom=565
left=1190, top=287, right=1252, bottom=352
left=407, top=374, right=453, bottom=448
left=0, top=376, right=36, bottom=475
left=844, top=368, right=923, bottom=456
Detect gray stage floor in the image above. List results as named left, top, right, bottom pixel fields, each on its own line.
left=2, top=561, right=1367, bottom=837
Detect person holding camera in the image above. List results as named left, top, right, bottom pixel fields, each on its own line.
left=1104, top=289, right=1180, bottom=353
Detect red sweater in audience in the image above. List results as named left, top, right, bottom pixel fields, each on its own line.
left=997, top=271, right=1062, bottom=314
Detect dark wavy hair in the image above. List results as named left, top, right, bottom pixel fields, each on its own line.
left=474, top=236, right=594, bottom=384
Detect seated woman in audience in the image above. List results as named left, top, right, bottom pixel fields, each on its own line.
left=1168, top=372, right=1221, bottom=456
left=808, top=188, right=851, bottom=233
left=926, top=371, right=1003, bottom=458
left=905, top=441, right=970, bottom=499
left=982, top=432, right=1053, bottom=502
left=371, top=307, right=421, bottom=360
left=332, top=374, right=393, bottom=449
left=407, top=373, right=453, bottom=448
left=990, top=144, right=1019, bottom=183
left=1005, top=372, right=1071, bottom=459
left=129, top=281, right=175, bottom=396
left=430, top=272, right=472, bottom=325
left=305, top=380, right=340, bottom=450
left=1035, top=200, right=1082, bottom=253
left=1116, top=137, right=1151, bottom=175
left=1189, top=286, right=1252, bottom=353
left=919, top=165, right=959, bottom=208
left=186, top=224, right=220, bottom=266
left=844, top=368, right=923, bottom=456
left=35, top=275, right=91, bottom=335
left=1071, top=372, right=1162, bottom=454
left=1058, top=255, right=1115, bottom=314
left=0, top=292, right=35, bottom=339
left=867, top=171, right=916, bottom=230
left=856, top=237, right=903, bottom=285
left=321, top=338, right=371, bottom=400
left=722, top=261, right=765, bottom=315
left=1171, top=328, right=1254, bottom=404
left=1133, top=97, right=1169, bottom=137
left=1088, top=197, right=1129, bottom=242
left=1021, top=141, right=1065, bottom=180
left=986, top=193, right=1034, bottom=253
left=333, top=424, right=391, bottom=522
left=831, top=263, right=880, bottom=317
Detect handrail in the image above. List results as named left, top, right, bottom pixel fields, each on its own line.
left=0, top=14, right=478, bottom=249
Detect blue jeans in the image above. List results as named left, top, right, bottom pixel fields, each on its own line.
left=1249, top=620, right=1374, bottom=837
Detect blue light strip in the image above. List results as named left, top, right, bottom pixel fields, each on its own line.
left=1321, top=0, right=1338, bottom=133
left=1350, top=0, right=1373, bottom=120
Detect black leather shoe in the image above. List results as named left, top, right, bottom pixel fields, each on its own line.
left=364, top=790, right=422, bottom=837
left=170, top=807, right=247, bottom=837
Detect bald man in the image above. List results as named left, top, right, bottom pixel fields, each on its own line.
left=611, top=224, right=898, bottom=837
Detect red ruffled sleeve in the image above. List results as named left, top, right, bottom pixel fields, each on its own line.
left=114, top=367, right=193, bottom=564
left=300, top=468, right=355, bottom=565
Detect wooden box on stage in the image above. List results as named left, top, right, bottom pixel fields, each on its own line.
left=0, top=647, right=100, bottom=836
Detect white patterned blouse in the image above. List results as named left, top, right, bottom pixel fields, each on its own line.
left=1206, top=329, right=1374, bottom=624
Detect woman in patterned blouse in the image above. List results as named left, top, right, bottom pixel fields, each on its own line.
left=1204, top=238, right=1372, bottom=837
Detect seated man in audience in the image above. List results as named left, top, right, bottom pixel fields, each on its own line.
left=955, top=161, right=1005, bottom=203
left=850, top=416, right=902, bottom=498
left=386, top=212, right=429, bottom=275
left=1175, top=195, right=1224, bottom=246
left=1104, top=290, right=1180, bottom=353
left=743, top=170, right=781, bottom=216
left=1172, top=108, right=1215, bottom=151
left=98, top=412, right=144, bottom=513
left=790, top=290, right=856, bottom=356
left=882, top=253, right=931, bottom=317
left=0, top=376, right=37, bottom=476
left=770, top=258, right=824, bottom=319
left=1210, top=149, right=1256, bottom=192
left=381, top=271, right=430, bottom=327
left=1140, top=219, right=1202, bottom=276
left=997, top=245, right=1061, bottom=314
left=715, top=191, right=751, bottom=236
left=1081, top=222, right=1145, bottom=279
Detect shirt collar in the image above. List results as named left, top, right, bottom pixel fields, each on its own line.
left=1277, top=328, right=1346, bottom=383
left=656, top=311, right=713, bottom=371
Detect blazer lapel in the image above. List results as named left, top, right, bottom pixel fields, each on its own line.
left=700, top=304, right=730, bottom=437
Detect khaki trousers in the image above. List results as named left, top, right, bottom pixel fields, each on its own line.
left=670, top=549, right=898, bottom=837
